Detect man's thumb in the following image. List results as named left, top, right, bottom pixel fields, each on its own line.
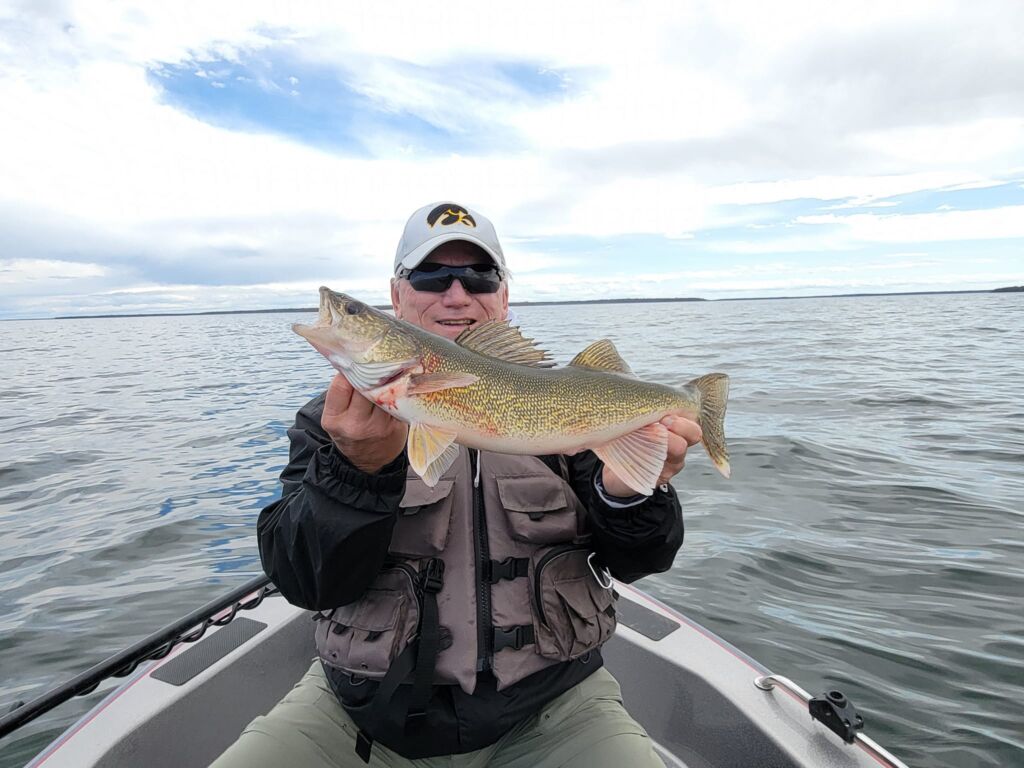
left=323, top=373, right=355, bottom=416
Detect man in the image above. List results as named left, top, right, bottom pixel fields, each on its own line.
left=213, top=202, right=702, bottom=767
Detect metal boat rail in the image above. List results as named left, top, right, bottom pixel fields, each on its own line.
left=755, top=674, right=909, bottom=768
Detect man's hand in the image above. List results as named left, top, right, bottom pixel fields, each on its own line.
left=322, top=374, right=409, bottom=474
left=602, top=415, right=703, bottom=497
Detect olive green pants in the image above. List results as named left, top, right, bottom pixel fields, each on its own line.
left=211, top=661, right=664, bottom=768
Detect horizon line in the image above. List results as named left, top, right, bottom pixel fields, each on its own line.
left=3, top=285, right=1019, bottom=322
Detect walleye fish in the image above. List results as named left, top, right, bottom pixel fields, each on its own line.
left=294, top=287, right=730, bottom=495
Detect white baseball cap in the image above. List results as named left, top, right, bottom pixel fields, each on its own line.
left=394, top=202, right=507, bottom=275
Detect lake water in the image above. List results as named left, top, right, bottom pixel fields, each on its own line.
left=1, top=293, right=1022, bottom=767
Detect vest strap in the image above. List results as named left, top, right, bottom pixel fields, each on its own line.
left=355, top=641, right=418, bottom=762
left=407, top=558, right=445, bottom=720
left=484, top=557, right=530, bottom=583
left=354, top=558, right=446, bottom=763
left=492, top=624, right=535, bottom=652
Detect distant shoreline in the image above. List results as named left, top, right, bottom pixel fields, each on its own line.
left=24, top=285, right=1021, bottom=320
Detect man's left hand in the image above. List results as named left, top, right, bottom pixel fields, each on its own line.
left=601, top=415, right=703, bottom=497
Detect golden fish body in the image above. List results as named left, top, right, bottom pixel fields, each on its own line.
left=391, top=340, right=697, bottom=452
left=295, top=287, right=730, bottom=495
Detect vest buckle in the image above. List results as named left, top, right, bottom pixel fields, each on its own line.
left=492, top=624, right=535, bottom=652
left=485, top=557, right=530, bottom=583
left=421, top=558, right=445, bottom=594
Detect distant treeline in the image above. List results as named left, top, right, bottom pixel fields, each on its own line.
left=48, top=287, right=1019, bottom=320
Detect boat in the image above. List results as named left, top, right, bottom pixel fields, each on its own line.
left=3, top=577, right=907, bottom=767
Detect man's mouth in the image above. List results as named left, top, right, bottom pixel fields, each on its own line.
left=437, top=318, right=476, bottom=327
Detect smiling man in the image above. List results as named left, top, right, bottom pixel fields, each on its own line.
left=391, top=205, right=509, bottom=338
left=214, top=202, right=701, bottom=767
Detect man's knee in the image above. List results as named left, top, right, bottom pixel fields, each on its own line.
left=560, top=731, right=664, bottom=768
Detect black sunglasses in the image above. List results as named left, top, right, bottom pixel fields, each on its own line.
left=399, top=263, right=503, bottom=294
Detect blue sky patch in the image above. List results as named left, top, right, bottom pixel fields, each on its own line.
left=148, top=51, right=577, bottom=155
left=149, top=55, right=443, bottom=153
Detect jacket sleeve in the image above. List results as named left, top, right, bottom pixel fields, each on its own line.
left=257, top=393, right=409, bottom=610
left=567, top=451, right=684, bottom=584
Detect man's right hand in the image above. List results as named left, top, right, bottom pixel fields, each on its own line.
left=322, top=373, right=409, bottom=474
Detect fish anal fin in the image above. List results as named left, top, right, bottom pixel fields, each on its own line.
left=455, top=320, right=555, bottom=368
left=407, top=423, right=460, bottom=487
left=568, top=339, right=634, bottom=376
left=593, top=422, right=668, bottom=496
left=406, top=371, right=479, bottom=395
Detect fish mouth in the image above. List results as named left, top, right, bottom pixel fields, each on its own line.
left=291, top=322, right=335, bottom=360
left=293, top=286, right=379, bottom=360
left=292, top=287, right=341, bottom=344
left=315, top=285, right=343, bottom=327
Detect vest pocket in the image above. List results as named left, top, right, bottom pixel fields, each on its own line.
left=316, top=566, right=420, bottom=679
left=390, top=477, right=456, bottom=557
left=530, top=547, right=617, bottom=660
left=497, top=474, right=578, bottom=544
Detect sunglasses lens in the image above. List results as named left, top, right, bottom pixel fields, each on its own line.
left=460, top=274, right=501, bottom=294
left=407, top=265, right=501, bottom=294
left=408, top=273, right=453, bottom=292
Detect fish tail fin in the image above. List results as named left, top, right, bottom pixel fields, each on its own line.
left=686, top=373, right=731, bottom=478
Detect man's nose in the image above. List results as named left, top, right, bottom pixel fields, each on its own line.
left=441, top=278, right=471, bottom=305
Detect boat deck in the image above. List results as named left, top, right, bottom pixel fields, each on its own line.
left=26, top=585, right=904, bottom=768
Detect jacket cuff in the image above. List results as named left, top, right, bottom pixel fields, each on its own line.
left=305, top=443, right=408, bottom=501
left=593, top=476, right=677, bottom=520
left=593, top=471, right=646, bottom=508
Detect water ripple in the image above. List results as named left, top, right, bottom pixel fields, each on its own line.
left=0, top=294, right=1022, bottom=767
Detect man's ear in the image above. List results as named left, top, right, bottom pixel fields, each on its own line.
left=390, top=278, right=401, bottom=318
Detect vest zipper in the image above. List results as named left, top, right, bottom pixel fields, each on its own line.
left=471, top=450, right=493, bottom=671
left=533, top=544, right=587, bottom=627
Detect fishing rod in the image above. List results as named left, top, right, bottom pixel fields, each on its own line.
left=0, top=574, right=275, bottom=739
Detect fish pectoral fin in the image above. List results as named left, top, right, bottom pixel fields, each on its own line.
left=406, top=371, right=480, bottom=395
left=568, top=339, right=634, bottom=376
left=455, top=320, right=556, bottom=368
left=407, top=423, right=460, bottom=486
left=593, top=422, right=669, bottom=496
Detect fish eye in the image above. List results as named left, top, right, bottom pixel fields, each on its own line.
left=345, top=301, right=364, bottom=316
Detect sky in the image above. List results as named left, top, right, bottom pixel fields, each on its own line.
left=1, top=0, right=1022, bottom=319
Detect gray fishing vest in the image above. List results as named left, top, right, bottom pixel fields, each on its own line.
left=314, top=447, right=617, bottom=695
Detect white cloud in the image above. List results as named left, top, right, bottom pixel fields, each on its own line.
left=0, top=258, right=107, bottom=284
left=0, top=0, right=1023, bottom=316
left=796, top=206, right=1024, bottom=243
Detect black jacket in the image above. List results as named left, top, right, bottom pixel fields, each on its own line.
left=257, top=392, right=684, bottom=756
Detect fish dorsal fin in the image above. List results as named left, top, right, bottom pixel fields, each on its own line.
left=568, top=339, right=634, bottom=376
left=455, top=321, right=555, bottom=368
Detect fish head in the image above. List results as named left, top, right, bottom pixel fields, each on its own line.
left=292, top=287, right=419, bottom=373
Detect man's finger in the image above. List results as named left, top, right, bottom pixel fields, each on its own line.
left=345, top=388, right=378, bottom=421
left=662, top=415, right=702, bottom=446
left=323, top=373, right=355, bottom=417
left=665, top=431, right=689, bottom=461
left=368, top=400, right=401, bottom=431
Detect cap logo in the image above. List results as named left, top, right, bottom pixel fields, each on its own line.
left=427, top=204, right=476, bottom=228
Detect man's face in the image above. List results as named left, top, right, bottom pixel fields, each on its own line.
left=391, top=241, right=509, bottom=340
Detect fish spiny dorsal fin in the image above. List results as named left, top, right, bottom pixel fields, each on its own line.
left=455, top=320, right=556, bottom=368
left=568, top=339, right=634, bottom=376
